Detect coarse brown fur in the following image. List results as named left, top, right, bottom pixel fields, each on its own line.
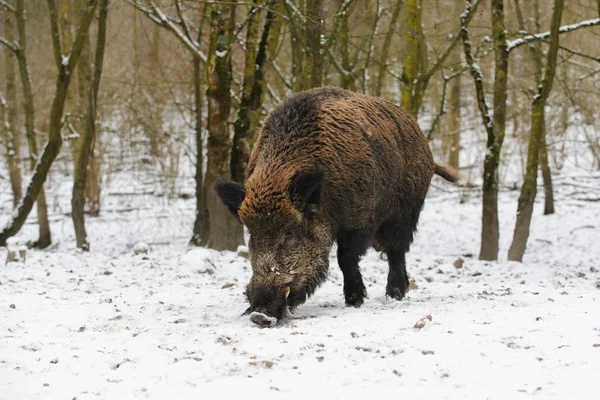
left=215, top=87, right=458, bottom=326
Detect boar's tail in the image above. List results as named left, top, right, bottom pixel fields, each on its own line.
left=434, top=164, right=460, bottom=183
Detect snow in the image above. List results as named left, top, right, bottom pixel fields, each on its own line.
left=1, top=172, right=600, bottom=399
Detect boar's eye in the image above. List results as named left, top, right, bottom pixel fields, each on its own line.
left=284, top=229, right=300, bottom=245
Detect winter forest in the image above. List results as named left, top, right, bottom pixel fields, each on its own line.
left=1, top=0, right=599, bottom=398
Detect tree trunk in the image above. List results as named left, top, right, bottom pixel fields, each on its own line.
left=508, top=0, right=564, bottom=262
left=286, top=0, right=306, bottom=92
left=539, top=124, right=554, bottom=215
left=361, top=0, right=382, bottom=95
left=305, top=0, right=323, bottom=88
left=148, top=23, right=163, bottom=160
left=15, top=0, right=51, bottom=248
left=338, top=0, right=354, bottom=90
left=442, top=0, right=462, bottom=169
left=0, top=0, right=98, bottom=247
left=72, top=0, right=101, bottom=217
left=3, top=11, right=23, bottom=208
left=231, top=0, right=262, bottom=183
left=204, top=1, right=243, bottom=251
left=400, top=0, right=421, bottom=117
left=191, top=5, right=210, bottom=247
left=515, top=0, right=554, bottom=216
left=231, top=0, right=282, bottom=184
left=479, top=0, right=509, bottom=261
left=72, top=0, right=108, bottom=251
left=375, top=0, right=404, bottom=97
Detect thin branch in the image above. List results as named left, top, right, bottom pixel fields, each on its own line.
left=175, top=0, right=197, bottom=46
left=0, top=0, right=15, bottom=13
left=556, top=43, right=600, bottom=63
left=507, top=18, right=600, bottom=51
left=272, top=61, right=293, bottom=90
left=322, top=0, right=354, bottom=51
left=428, top=72, right=449, bottom=140
left=0, top=35, right=18, bottom=53
left=428, top=68, right=465, bottom=140
left=421, top=0, right=482, bottom=80
left=129, top=0, right=207, bottom=62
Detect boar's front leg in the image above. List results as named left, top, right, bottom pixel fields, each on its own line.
left=336, top=229, right=370, bottom=307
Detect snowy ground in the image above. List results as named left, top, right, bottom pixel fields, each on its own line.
left=1, top=172, right=600, bottom=399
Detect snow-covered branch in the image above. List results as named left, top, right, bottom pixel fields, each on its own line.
left=0, top=35, right=18, bottom=53
left=0, top=0, right=15, bottom=13
left=174, top=0, right=196, bottom=46
left=507, top=18, right=600, bottom=52
left=127, top=0, right=207, bottom=63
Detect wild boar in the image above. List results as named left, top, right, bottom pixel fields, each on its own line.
left=215, top=87, right=458, bottom=327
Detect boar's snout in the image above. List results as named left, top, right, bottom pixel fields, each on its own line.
left=250, top=310, right=278, bottom=327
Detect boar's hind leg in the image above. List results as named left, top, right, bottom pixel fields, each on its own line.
left=385, top=248, right=411, bottom=300
left=377, top=211, right=420, bottom=301
left=336, top=229, right=370, bottom=307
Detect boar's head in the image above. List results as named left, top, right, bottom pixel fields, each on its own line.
left=215, top=169, right=332, bottom=327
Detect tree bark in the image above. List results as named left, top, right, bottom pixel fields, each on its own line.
left=3, top=10, right=23, bottom=208
left=0, top=0, right=98, bottom=247
left=15, top=0, right=51, bottom=248
left=231, top=0, right=282, bottom=184
left=305, top=0, right=323, bottom=88
left=72, top=0, right=108, bottom=251
left=508, top=0, right=564, bottom=262
left=204, top=1, right=243, bottom=251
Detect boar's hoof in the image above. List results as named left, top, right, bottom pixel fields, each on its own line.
left=250, top=311, right=277, bottom=327
left=344, top=284, right=367, bottom=308
left=385, top=283, right=408, bottom=301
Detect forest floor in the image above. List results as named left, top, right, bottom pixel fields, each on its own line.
left=1, top=172, right=600, bottom=399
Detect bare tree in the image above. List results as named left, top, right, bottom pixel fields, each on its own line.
left=508, top=0, right=564, bottom=262
left=442, top=0, right=463, bottom=170
left=374, top=0, right=403, bottom=97
left=203, top=1, right=242, bottom=250
left=461, top=0, right=508, bottom=262
left=2, top=7, right=22, bottom=208
left=514, top=0, right=554, bottom=215
left=72, top=0, right=109, bottom=251
left=15, top=0, right=52, bottom=247
left=0, top=0, right=98, bottom=247
left=305, top=0, right=324, bottom=88
left=231, top=0, right=283, bottom=184
left=401, top=0, right=479, bottom=118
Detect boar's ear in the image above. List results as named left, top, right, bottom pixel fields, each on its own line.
left=288, top=169, right=324, bottom=216
left=214, top=181, right=245, bottom=218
